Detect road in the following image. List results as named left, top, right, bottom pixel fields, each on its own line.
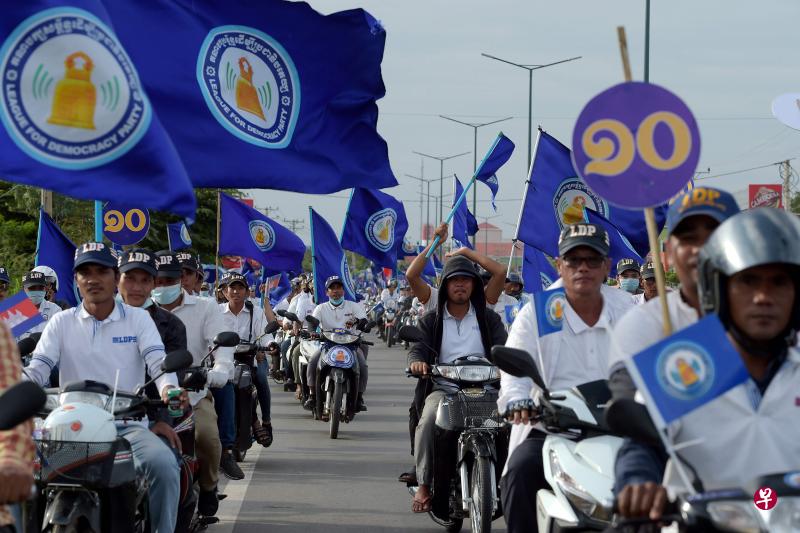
left=213, top=340, right=507, bottom=532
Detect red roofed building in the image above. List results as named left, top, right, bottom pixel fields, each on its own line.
left=474, top=222, right=511, bottom=259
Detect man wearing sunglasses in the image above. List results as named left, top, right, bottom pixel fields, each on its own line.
left=498, top=222, right=634, bottom=533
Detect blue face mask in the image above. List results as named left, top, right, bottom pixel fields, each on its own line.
left=619, top=278, right=640, bottom=293
left=329, top=296, right=345, bottom=306
left=200, top=290, right=209, bottom=298
left=26, top=290, right=46, bottom=306
left=151, top=284, right=182, bottom=305
left=140, top=297, right=154, bottom=309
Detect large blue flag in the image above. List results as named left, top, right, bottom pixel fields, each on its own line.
left=219, top=193, right=305, bottom=273
left=0, top=1, right=197, bottom=220
left=517, top=130, right=665, bottom=258
left=309, top=208, right=356, bottom=304
left=106, top=1, right=397, bottom=193
left=36, top=209, right=77, bottom=306
left=522, top=245, right=558, bottom=293
left=475, top=133, right=514, bottom=210
left=626, top=314, right=749, bottom=428
left=452, top=176, right=479, bottom=249
left=584, top=209, right=644, bottom=277
left=167, top=221, right=192, bottom=251
left=341, top=188, right=408, bottom=268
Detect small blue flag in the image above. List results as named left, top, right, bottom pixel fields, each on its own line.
left=309, top=207, right=357, bottom=303
left=452, top=176, right=479, bottom=249
left=626, top=314, right=750, bottom=428
left=267, top=272, right=292, bottom=306
left=584, top=209, right=644, bottom=276
left=341, top=188, right=408, bottom=268
left=36, top=210, right=78, bottom=306
left=0, top=292, right=45, bottom=337
left=202, top=264, right=220, bottom=285
left=533, top=287, right=566, bottom=337
left=504, top=297, right=529, bottom=326
left=475, top=133, right=515, bottom=210
left=522, top=245, right=558, bottom=293
left=167, top=221, right=192, bottom=251
left=219, top=193, right=305, bottom=273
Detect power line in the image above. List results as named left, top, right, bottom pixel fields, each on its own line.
left=697, top=158, right=796, bottom=180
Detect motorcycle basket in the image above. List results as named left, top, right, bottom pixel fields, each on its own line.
left=437, top=391, right=504, bottom=431
left=34, top=438, right=134, bottom=487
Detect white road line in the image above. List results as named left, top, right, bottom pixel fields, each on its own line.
left=214, top=445, right=265, bottom=533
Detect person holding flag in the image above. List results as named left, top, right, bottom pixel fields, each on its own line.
left=614, top=208, right=800, bottom=521
left=492, top=272, right=526, bottom=331
left=498, top=223, right=633, bottom=533
left=17, top=270, right=61, bottom=339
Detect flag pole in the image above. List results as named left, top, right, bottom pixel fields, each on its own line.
left=215, top=189, right=221, bottom=292
left=166, top=223, right=172, bottom=251
left=35, top=209, right=44, bottom=267
left=94, top=200, right=103, bottom=241
left=308, top=206, right=319, bottom=303
left=507, top=128, right=542, bottom=276
left=338, top=189, right=355, bottom=242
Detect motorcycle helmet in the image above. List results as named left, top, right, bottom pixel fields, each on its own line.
left=33, top=265, right=59, bottom=292
left=505, top=272, right=524, bottom=298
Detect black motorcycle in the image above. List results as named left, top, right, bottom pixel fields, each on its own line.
left=400, top=326, right=508, bottom=533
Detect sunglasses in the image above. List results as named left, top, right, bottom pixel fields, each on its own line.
left=562, top=255, right=605, bottom=269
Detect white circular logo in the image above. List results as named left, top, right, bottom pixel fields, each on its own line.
left=365, top=208, right=396, bottom=252
left=401, top=239, right=417, bottom=255
left=0, top=7, right=151, bottom=169
left=196, top=26, right=300, bottom=149
left=249, top=220, right=275, bottom=252
left=340, top=256, right=355, bottom=297
left=545, top=291, right=566, bottom=328
left=180, top=224, right=191, bottom=245
left=656, top=342, right=715, bottom=401
left=552, top=177, right=609, bottom=229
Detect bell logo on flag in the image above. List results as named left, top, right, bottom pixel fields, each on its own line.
left=249, top=220, right=275, bottom=252
left=0, top=7, right=151, bottom=169
left=365, top=208, right=397, bottom=252
left=196, top=26, right=300, bottom=149
left=554, top=177, right=608, bottom=227
left=544, top=291, right=566, bottom=329
left=657, top=343, right=715, bottom=401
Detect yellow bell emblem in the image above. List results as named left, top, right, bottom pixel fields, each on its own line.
left=254, top=228, right=266, bottom=245
left=235, top=57, right=265, bottom=120
left=48, top=51, right=97, bottom=130
left=552, top=300, right=564, bottom=321
left=562, top=196, right=587, bottom=225
left=377, top=221, right=391, bottom=243
left=676, top=358, right=699, bottom=387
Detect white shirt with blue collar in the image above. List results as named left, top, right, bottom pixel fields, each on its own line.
left=440, top=303, right=484, bottom=364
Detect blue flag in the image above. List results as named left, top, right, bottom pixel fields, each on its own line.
left=341, top=188, right=408, bottom=268
left=533, top=287, right=566, bottom=337
left=452, top=176, right=479, bottom=249
left=626, top=314, right=749, bottom=428
left=219, top=193, right=305, bottom=273
left=475, top=133, right=514, bottom=210
left=36, top=210, right=78, bottom=306
left=0, top=1, right=197, bottom=220
left=202, top=263, right=222, bottom=286
left=167, top=221, right=192, bottom=251
left=309, top=208, right=357, bottom=304
left=584, top=209, right=644, bottom=277
left=267, top=272, right=292, bottom=306
left=517, top=130, right=665, bottom=258
left=522, top=245, right=558, bottom=293
left=106, top=1, right=396, bottom=193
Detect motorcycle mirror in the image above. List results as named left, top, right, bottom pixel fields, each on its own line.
left=161, top=349, right=194, bottom=373
left=281, top=311, right=300, bottom=323
left=276, top=309, right=289, bottom=318
left=398, top=325, right=425, bottom=343
left=605, top=398, right=662, bottom=447
left=490, top=345, right=549, bottom=394
left=264, top=321, right=281, bottom=335
left=305, top=315, right=320, bottom=329
left=17, top=336, right=38, bottom=358
left=213, top=331, right=241, bottom=347
left=0, top=382, right=46, bottom=430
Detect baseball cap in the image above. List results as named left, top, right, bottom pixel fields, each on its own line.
left=666, top=187, right=740, bottom=236
left=0, top=267, right=9, bottom=284
left=223, top=272, right=247, bottom=288
left=616, top=258, right=640, bottom=275
left=442, top=255, right=479, bottom=281
left=506, top=272, right=523, bottom=285
left=22, top=270, right=47, bottom=288
left=74, top=242, right=118, bottom=270
left=154, top=250, right=182, bottom=278
left=175, top=251, right=201, bottom=272
left=558, top=223, right=610, bottom=257
left=325, top=275, right=344, bottom=289
left=118, top=249, right=157, bottom=277
left=640, top=261, right=656, bottom=280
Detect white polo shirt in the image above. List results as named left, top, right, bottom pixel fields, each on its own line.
left=440, top=303, right=484, bottom=363
left=220, top=302, right=270, bottom=345
left=287, top=291, right=316, bottom=329
left=311, top=300, right=366, bottom=332
left=19, top=299, right=63, bottom=339
left=420, top=286, right=439, bottom=314
left=27, top=301, right=177, bottom=395
left=492, top=291, right=527, bottom=331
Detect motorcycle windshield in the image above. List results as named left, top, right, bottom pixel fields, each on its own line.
left=323, top=330, right=360, bottom=344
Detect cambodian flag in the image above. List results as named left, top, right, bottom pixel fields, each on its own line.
left=0, top=292, right=44, bottom=337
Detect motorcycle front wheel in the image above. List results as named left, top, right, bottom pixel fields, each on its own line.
left=329, top=380, right=343, bottom=439
left=469, top=457, right=493, bottom=533
left=386, top=326, right=394, bottom=347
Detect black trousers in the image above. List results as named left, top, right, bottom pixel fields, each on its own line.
left=500, top=430, right=549, bottom=533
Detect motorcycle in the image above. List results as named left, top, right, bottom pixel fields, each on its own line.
left=400, top=302, right=417, bottom=350
left=276, top=309, right=319, bottom=407
left=490, top=346, right=621, bottom=532
left=383, top=300, right=398, bottom=348
left=22, top=349, right=194, bottom=533
left=400, top=326, right=508, bottom=533
left=305, top=315, right=374, bottom=439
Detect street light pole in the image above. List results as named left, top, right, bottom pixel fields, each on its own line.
left=412, top=150, right=470, bottom=228
left=405, top=173, right=434, bottom=242
left=481, top=53, right=581, bottom=167
left=479, top=214, right=501, bottom=257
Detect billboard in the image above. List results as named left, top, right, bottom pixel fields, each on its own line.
left=749, top=184, right=783, bottom=209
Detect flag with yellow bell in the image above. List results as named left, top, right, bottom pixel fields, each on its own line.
left=341, top=188, right=409, bottom=268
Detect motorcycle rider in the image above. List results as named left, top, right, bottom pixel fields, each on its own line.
left=407, top=256, right=508, bottom=513
left=498, top=223, right=633, bottom=533
left=287, top=276, right=317, bottom=399
left=632, top=261, right=657, bottom=305
left=17, top=270, right=62, bottom=339
left=0, top=267, right=9, bottom=303
left=614, top=207, right=800, bottom=521
left=493, top=272, right=526, bottom=331
left=616, top=258, right=642, bottom=296
left=24, top=242, right=183, bottom=533
left=305, top=276, right=369, bottom=413
left=31, top=265, right=70, bottom=310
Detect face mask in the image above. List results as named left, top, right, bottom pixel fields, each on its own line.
left=619, top=278, right=640, bottom=293
left=26, top=290, right=46, bottom=305
left=200, top=290, right=209, bottom=298
left=151, top=284, right=182, bottom=305
left=140, top=297, right=154, bottom=309
left=329, top=296, right=345, bottom=306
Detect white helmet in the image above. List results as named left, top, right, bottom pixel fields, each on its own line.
left=32, top=265, right=58, bottom=291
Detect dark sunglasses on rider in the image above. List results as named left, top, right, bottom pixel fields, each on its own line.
left=562, top=254, right=605, bottom=269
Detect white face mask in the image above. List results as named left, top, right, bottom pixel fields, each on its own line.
left=151, top=284, right=182, bottom=305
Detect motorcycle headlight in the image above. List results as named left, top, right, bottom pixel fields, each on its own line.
left=457, top=366, right=499, bottom=382
left=59, top=391, right=109, bottom=410
left=111, top=396, right=136, bottom=414
left=706, top=501, right=762, bottom=532
left=435, top=366, right=460, bottom=381
left=765, top=496, right=800, bottom=532
left=549, top=449, right=613, bottom=523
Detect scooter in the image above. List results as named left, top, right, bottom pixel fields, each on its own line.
left=491, top=346, right=622, bottom=532
left=277, top=309, right=319, bottom=407
left=383, top=300, right=398, bottom=348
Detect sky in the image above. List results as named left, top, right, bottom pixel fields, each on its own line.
left=249, top=0, right=800, bottom=245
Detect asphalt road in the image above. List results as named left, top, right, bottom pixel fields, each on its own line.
left=213, top=339, right=507, bottom=533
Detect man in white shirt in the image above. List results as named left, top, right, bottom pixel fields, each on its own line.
left=17, top=270, right=62, bottom=339
left=498, top=223, right=633, bottom=533
left=492, top=272, right=526, bottom=331
left=286, top=278, right=317, bottom=395
left=305, top=276, right=369, bottom=412
left=25, top=243, right=183, bottom=533
left=616, top=258, right=642, bottom=296
left=632, top=261, right=657, bottom=305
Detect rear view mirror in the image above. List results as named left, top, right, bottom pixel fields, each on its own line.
left=17, top=337, right=38, bottom=358
left=281, top=311, right=300, bottom=323
left=0, top=382, right=46, bottom=430
left=490, top=345, right=548, bottom=394
left=305, top=315, right=320, bottom=329
left=605, top=398, right=662, bottom=447
left=264, top=321, right=280, bottom=335
left=398, top=325, right=425, bottom=343
left=276, top=309, right=288, bottom=318
left=161, top=349, right=194, bottom=373
left=213, top=331, right=240, bottom=347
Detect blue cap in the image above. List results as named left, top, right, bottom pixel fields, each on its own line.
left=0, top=267, right=9, bottom=283
left=73, top=242, right=118, bottom=270
left=325, top=275, right=343, bottom=289
left=666, top=187, right=740, bottom=236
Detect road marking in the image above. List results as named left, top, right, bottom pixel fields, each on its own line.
left=215, top=445, right=265, bottom=532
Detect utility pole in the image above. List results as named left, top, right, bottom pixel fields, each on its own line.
left=782, top=160, right=792, bottom=212
left=40, top=189, right=53, bottom=215
left=283, top=218, right=305, bottom=234
left=478, top=214, right=500, bottom=258
left=405, top=173, right=433, bottom=242
left=412, top=150, right=470, bottom=226
left=261, top=206, right=279, bottom=218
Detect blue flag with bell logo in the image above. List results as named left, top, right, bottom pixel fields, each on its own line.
left=341, top=188, right=408, bottom=268
left=625, top=314, right=749, bottom=428
left=219, top=193, right=305, bottom=273
left=309, top=207, right=357, bottom=304
left=584, top=209, right=643, bottom=276
left=533, top=287, right=566, bottom=337
left=167, top=221, right=192, bottom=251
left=522, top=245, right=557, bottom=293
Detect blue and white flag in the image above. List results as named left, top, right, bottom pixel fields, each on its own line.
left=203, top=263, right=221, bottom=285
left=36, top=209, right=78, bottom=306
left=267, top=272, right=292, bottom=307
left=452, top=176, right=479, bottom=249
left=309, top=207, right=357, bottom=303
left=341, top=188, right=408, bottom=268
left=106, top=0, right=397, bottom=193
left=0, top=0, right=197, bottom=220
left=219, top=193, right=305, bottom=273
left=584, top=209, right=644, bottom=276
left=626, top=314, right=749, bottom=428
left=475, top=133, right=514, bottom=210
left=522, top=245, right=558, bottom=293
left=167, top=221, right=192, bottom=251
left=533, top=287, right=566, bottom=337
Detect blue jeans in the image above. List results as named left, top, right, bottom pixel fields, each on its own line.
left=117, top=424, right=180, bottom=533
left=254, top=359, right=271, bottom=422
left=211, top=384, right=236, bottom=449
left=280, top=339, right=293, bottom=381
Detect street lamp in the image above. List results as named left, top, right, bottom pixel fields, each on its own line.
left=405, top=173, right=435, bottom=241
left=481, top=53, right=581, bottom=167
left=412, top=150, right=470, bottom=228
left=478, top=214, right=501, bottom=257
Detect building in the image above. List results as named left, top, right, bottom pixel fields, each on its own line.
left=474, top=222, right=510, bottom=259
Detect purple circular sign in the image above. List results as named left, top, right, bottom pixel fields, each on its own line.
left=102, top=202, right=150, bottom=246
left=571, top=82, right=700, bottom=209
